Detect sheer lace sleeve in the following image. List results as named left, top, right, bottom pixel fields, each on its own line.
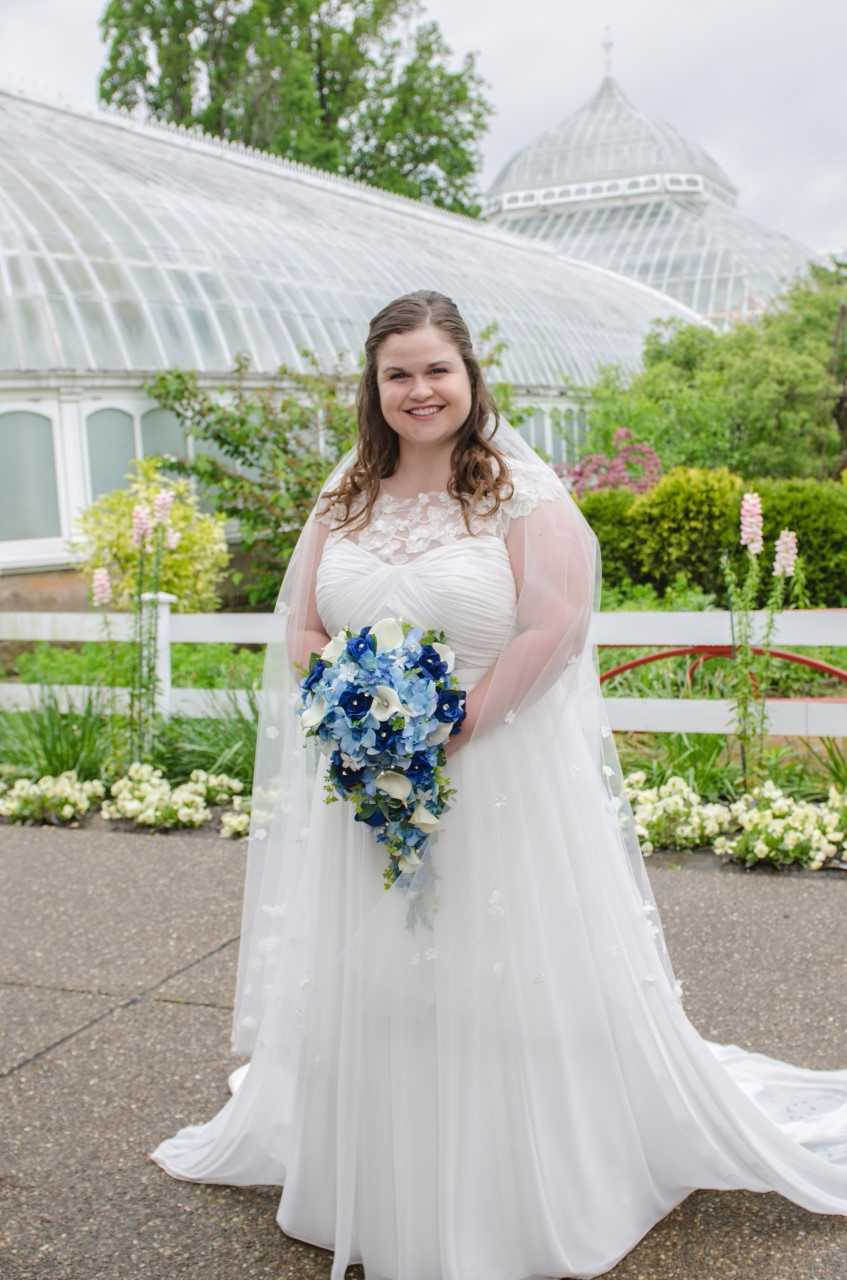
left=463, top=460, right=596, bottom=741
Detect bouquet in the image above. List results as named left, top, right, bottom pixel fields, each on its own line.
left=294, top=616, right=466, bottom=920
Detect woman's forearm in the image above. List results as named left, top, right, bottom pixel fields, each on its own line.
left=292, top=628, right=332, bottom=672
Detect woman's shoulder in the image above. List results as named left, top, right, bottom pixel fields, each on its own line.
left=487, top=455, right=565, bottom=524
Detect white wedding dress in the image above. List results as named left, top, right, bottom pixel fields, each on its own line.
left=150, top=484, right=847, bottom=1280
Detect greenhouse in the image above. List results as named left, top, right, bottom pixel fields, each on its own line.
left=0, top=87, right=700, bottom=588
left=484, top=76, right=815, bottom=327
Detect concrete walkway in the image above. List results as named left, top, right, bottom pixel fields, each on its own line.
left=1, top=824, right=846, bottom=1280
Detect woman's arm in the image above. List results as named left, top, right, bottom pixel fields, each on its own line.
left=288, top=518, right=332, bottom=672
left=445, top=499, right=594, bottom=754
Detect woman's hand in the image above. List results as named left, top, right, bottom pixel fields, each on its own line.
left=443, top=731, right=463, bottom=760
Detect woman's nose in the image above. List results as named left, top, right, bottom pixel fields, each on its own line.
left=408, top=376, right=434, bottom=399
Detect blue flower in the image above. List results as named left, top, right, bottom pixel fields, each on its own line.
left=338, top=684, right=373, bottom=720
left=302, top=659, right=326, bottom=693
left=331, top=749, right=364, bottom=792
left=435, top=688, right=466, bottom=724
left=373, top=720, right=400, bottom=752
left=355, top=806, right=387, bottom=828
left=406, top=750, right=434, bottom=786
left=346, top=626, right=375, bottom=663
left=417, top=644, right=448, bottom=680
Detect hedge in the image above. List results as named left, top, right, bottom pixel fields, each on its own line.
left=578, top=469, right=847, bottom=606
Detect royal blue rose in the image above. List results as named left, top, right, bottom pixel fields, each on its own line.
left=346, top=626, right=375, bottom=663
left=406, top=750, right=434, bottom=786
left=373, top=720, right=400, bottom=752
left=355, top=806, right=387, bottom=828
left=338, top=684, right=374, bottom=720
left=434, top=688, right=466, bottom=724
left=417, top=644, right=448, bottom=680
left=302, top=659, right=326, bottom=693
left=331, top=749, right=364, bottom=792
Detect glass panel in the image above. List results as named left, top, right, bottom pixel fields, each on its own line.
left=0, top=412, right=61, bottom=539
left=141, top=408, right=187, bottom=460
left=86, top=408, right=136, bottom=499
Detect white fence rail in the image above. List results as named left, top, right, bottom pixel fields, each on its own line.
left=0, top=605, right=844, bottom=736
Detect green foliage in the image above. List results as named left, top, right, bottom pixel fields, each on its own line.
left=748, top=476, right=847, bottom=607
left=72, top=457, right=229, bottom=612
left=98, top=0, right=492, bottom=215
left=628, top=467, right=743, bottom=597
left=576, top=488, right=639, bottom=587
left=148, top=352, right=358, bottom=609
left=153, top=697, right=260, bottom=788
left=571, top=257, right=847, bottom=480
left=0, top=690, right=118, bottom=783
left=15, top=642, right=264, bottom=690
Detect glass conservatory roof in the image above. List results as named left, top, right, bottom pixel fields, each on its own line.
left=485, top=76, right=815, bottom=328
left=487, top=77, right=739, bottom=210
left=0, top=89, right=702, bottom=389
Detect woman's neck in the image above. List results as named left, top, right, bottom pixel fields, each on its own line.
left=383, top=443, right=453, bottom=497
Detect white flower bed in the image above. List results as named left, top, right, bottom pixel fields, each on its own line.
left=623, top=772, right=734, bottom=856
left=220, top=794, right=252, bottom=839
left=0, top=771, right=105, bottom=823
left=713, top=780, right=846, bottom=870
left=624, top=772, right=846, bottom=871
left=101, top=762, right=212, bottom=829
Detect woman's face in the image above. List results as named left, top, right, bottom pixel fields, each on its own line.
left=375, top=324, right=472, bottom=450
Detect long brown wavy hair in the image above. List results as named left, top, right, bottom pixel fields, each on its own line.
left=316, top=290, right=515, bottom=536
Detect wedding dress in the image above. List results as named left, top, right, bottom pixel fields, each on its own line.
left=150, top=447, right=847, bottom=1280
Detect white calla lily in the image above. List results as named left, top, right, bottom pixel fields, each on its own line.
left=371, top=617, right=405, bottom=653
left=409, top=804, right=440, bottom=833
left=426, top=721, right=453, bottom=745
left=431, top=641, right=455, bottom=672
left=320, top=629, right=348, bottom=662
left=369, top=684, right=407, bottom=722
left=300, top=695, right=327, bottom=729
left=375, top=770, right=413, bottom=801
left=397, top=849, right=423, bottom=872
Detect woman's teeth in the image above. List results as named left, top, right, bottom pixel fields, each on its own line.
left=408, top=406, right=443, bottom=418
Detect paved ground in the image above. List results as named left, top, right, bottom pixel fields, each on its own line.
left=1, top=824, right=846, bottom=1280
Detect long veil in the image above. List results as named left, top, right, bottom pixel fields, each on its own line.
left=230, top=414, right=681, bottom=1058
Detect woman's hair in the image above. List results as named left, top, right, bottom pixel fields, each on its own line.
left=316, top=290, right=515, bottom=536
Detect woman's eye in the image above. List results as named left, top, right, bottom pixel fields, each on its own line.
left=388, top=372, right=407, bottom=380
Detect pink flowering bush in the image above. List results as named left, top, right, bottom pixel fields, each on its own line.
left=560, top=428, right=662, bottom=497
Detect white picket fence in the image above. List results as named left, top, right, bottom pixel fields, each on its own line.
left=0, top=601, right=845, bottom=736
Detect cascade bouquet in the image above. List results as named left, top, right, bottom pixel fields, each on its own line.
left=294, top=616, right=466, bottom=903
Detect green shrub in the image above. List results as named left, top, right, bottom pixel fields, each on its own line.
left=746, top=477, right=847, bottom=607
left=593, top=467, right=847, bottom=606
left=577, top=488, right=639, bottom=587
left=628, top=467, right=742, bottom=596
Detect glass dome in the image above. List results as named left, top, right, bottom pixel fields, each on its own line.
left=0, top=88, right=701, bottom=389
left=485, top=77, right=815, bottom=327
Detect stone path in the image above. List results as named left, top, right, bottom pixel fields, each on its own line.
left=1, top=826, right=846, bottom=1279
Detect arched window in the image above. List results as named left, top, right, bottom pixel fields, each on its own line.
left=0, top=411, right=61, bottom=540
left=141, top=408, right=187, bottom=460
left=86, top=408, right=136, bottom=499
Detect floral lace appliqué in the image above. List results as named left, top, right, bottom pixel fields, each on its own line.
left=314, top=462, right=549, bottom=567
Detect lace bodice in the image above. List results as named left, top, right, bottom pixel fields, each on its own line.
left=313, top=462, right=548, bottom=565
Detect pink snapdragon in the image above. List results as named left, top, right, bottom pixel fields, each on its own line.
left=739, top=491, right=763, bottom=556
left=773, top=529, right=798, bottom=578
left=131, top=503, right=153, bottom=548
left=153, top=489, right=175, bottom=526
left=92, top=567, right=112, bottom=606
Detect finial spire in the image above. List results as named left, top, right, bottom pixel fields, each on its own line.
left=602, top=25, right=614, bottom=77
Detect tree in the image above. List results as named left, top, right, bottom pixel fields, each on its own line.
left=98, top=0, right=492, bottom=216
left=569, top=257, right=847, bottom=480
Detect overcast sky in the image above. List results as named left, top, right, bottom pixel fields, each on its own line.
left=1, top=0, right=844, bottom=254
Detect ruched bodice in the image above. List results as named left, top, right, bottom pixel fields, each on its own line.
left=315, top=491, right=519, bottom=689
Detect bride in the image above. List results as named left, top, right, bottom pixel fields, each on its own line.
left=150, top=289, right=847, bottom=1279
